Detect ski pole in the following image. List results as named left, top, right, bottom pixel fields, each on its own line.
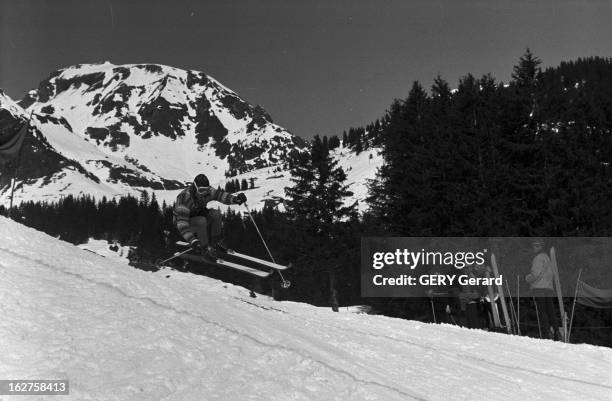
left=568, top=269, right=583, bottom=343
left=533, top=296, right=542, bottom=339
left=430, top=296, right=437, bottom=324
left=243, top=203, right=290, bottom=288
left=504, top=278, right=518, bottom=335
left=156, top=247, right=193, bottom=267
left=517, top=275, right=521, bottom=336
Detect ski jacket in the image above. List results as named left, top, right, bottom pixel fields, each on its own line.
left=526, top=252, right=554, bottom=290
left=173, top=185, right=237, bottom=243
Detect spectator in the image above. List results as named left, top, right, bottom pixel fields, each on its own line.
left=459, top=263, right=489, bottom=329
left=526, top=238, right=559, bottom=339
left=427, top=265, right=461, bottom=324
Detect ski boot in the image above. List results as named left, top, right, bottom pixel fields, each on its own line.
left=214, top=238, right=229, bottom=255
left=200, top=245, right=219, bottom=264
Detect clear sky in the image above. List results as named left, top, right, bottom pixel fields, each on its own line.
left=1, top=0, right=611, bottom=138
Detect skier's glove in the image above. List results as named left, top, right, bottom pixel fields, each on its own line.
left=190, top=239, right=203, bottom=254
left=234, top=193, right=247, bottom=205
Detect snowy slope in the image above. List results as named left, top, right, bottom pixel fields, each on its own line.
left=2, top=145, right=381, bottom=213
left=78, top=238, right=133, bottom=265
left=333, top=146, right=383, bottom=209
left=183, top=145, right=383, bottom=213
left=0, top=90, right=27, bottom=120
left=1, top=217, right=610, bottom=401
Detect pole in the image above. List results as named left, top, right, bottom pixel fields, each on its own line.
left=244, top=203, right=275, bottom=262
left=504, top=278, right=518, bottom=335
left=516, top=274, right=521, bottom=335
left=8, top=178, right=16, bottom=218
left=156, top=247, right=193, bottom=267
left=533, top=296, right=542, bottom=338
left=430, top=296, right=437, bottom=324
left=550, top=247, right=568, bottom=342
left=243, top=203, right=290, bottom=288
left=568, top=269, right=583, bottom=343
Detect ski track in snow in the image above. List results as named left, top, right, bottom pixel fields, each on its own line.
left=1, top=217, right=611, bottom=401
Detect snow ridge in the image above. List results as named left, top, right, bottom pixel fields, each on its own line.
left=0, top=90, right=27, bottom=120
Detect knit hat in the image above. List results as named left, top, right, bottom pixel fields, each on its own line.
left=193, top=174, right=209, bottom=188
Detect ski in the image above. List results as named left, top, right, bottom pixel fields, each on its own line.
left=179, top=253, right=272, bottom=278
left=491, top=253, right=512, bottom=334
left=175, top=241, right=290, bottom=271
left=224, top=249, right=290, bottom=270
left=485, top=269, right=502, bottom=329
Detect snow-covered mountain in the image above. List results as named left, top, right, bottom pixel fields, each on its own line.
left=0, top=89, right=108, bottom=200
left=0, top=89, right=27, bottom=120
left=2, top=216, right=610, bottom=400
left=0, top=63, right=380, bottom=210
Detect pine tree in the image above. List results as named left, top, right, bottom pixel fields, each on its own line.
left=367, top=81, right=430, bottom=234
left=285, top=135, right=356, bottom=225
left=284, top=135, right=358, bottom=310
left=329, top=135, right=340, bottom=149
left=512, top=48, right=542, bottom=89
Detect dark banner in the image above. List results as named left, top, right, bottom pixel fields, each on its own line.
left=361, top=237, right=612, bottom=299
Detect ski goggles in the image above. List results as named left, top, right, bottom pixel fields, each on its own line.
left=193, top=181, right=211, bottom=196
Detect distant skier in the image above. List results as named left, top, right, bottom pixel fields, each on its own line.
left=174, top=174, right=247, bottom=263
left=525, top=238, right=560, bottom=339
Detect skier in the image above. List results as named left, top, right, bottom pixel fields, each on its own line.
left=174, top=173, right=247, bottom=263
left=525, top=238, right=560, bottom=339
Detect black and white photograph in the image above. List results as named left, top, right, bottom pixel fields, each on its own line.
left=1, top=1, right=611, bottom=400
